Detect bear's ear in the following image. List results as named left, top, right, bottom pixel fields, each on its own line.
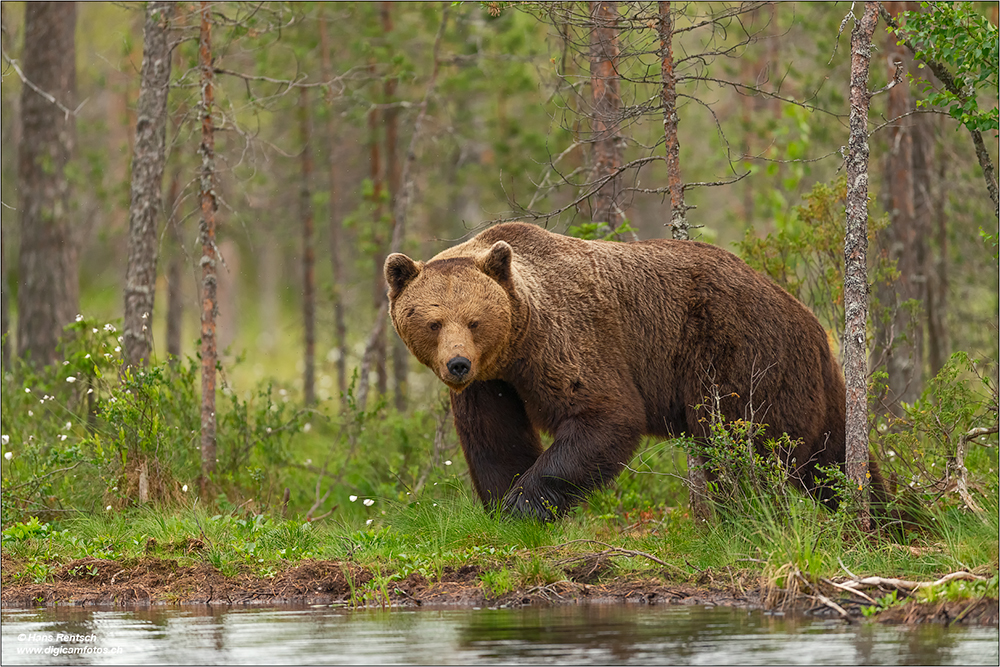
left=478, top=241, right=513, bottom=285
left=384, top=253, right=422, bottom=300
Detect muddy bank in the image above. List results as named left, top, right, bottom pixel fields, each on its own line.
left=1, top=555, right=996, bottom=627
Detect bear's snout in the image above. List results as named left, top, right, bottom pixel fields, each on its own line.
left=447, top=356, right=472, bottom=380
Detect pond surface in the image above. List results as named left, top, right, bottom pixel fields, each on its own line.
left=2, top=603, right=996, bottom=665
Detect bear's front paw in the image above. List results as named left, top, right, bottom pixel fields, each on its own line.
left=501, top=483, right=564, bottom=522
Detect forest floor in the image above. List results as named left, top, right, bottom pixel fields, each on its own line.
left=2, top=553, right=996, bottom=627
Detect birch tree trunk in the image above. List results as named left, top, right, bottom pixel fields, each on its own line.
left=17, top=1, right=78, bottom=368
left=844, top=1, right=880, bottom=532
left=123, top=1, right=174, bottom=369
left=198, top=0, right=218, bottom=496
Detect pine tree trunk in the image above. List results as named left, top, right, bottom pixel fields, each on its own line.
left=369, top=62, right=388, bottom=398
left=198, top=0, right=218, bottom=496
left=659, top=2, right=689, bottom=242
left=123, top=1, right=174, bottom=369
left=845, top=1, right=879, bottom=532
left=382, top=2, right=408, bottom=412
left=926, top=118, right=949, bottom=377
left=300, top=86, right=316, bottom=406
left=873, top=0, right=924, bottom=416
left=589, top=1, right=625, bottom=233
left=165, top=167, right=184, bottom=362
left=17, top=1, right=78, bottom=368
left=318, top=10, right=348, bottom=408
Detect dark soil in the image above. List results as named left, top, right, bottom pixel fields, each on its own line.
left=1, top=554, right=996, bottom=627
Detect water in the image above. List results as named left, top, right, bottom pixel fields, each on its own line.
left=2, top=603, right=996, bottom=665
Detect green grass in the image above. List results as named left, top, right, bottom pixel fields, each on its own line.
left=3, top=484, right=996, bottom=607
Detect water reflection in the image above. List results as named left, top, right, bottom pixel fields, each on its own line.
left=2, top=603, right=996, bottom=665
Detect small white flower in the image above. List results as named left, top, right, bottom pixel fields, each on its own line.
left=182, top=484, right=188, bottom=493
left=27, top=410, right=33, bottom=417
left=142, top=312, right=148, bottom=320
left=366, top=519, right=373, bottom=525
left=66, top=376, right=77, bottom=383
left=4, top=451, right=12, bottom=461
left=84, top=354, right=91, bottom=359
left=87, top=388, right=94, bottom=395
left=59, top=435, right=67, bottom=442
left=24, top=387, right=31, bottom=393
left=1, top=435, right=8, bottom=446
left=305, top=459, right=312, bottom=465
left=106, top=505, right=112, bottom=511
left=349, top=495, right=358, bottom=502
left=114, top=347, right=121, bottom=353
left=363, top=499, right=374, bottom=507
left=63, top=360, right=69, bottom=366
left=303, top=423, right=312, bottom=433
left=75, top=314, right=83, bottom=322
left=445, top=460, right=452, bottom=466
left=104, top=323, right=116, bottom=332
left=64, top=422, right=72, bottom=429
left=93, top=328, right=99, bottom=334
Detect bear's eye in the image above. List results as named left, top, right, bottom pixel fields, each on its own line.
left=468, top=321, right=479, bottom=330
left=429, top=322, right=441, bottom=332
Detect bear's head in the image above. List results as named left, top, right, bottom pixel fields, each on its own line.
left=384, top=241, right=516, bottom=392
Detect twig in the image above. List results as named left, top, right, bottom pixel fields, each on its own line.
left=838, top=570, right=987, bottom=593
left=822, top=577, right=878, bottom=605
left=794, top=570, right=852, bottom=622
left=2, top=49, right=89, bottom=119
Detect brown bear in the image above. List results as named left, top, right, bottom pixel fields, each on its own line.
left=385, top=222, right=887, bottom=521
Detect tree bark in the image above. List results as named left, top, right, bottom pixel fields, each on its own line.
left=368, top=61, right=387, bottom=398
left=318, top=10, right=348, bottom=408
left=844, top=1, right=879, bottom=532
left=198, top=0, right=218, bottom=496
left=659, top=1, right=707, bottom=522
left=300, top=86, right=316, bottom=406
left=873, top=1, right=924, bottom=416
left=123, top=1, right=174, bottom=369
left=382, top=2, right=409, bottom=412
left=17, top=1, right=78, bottom=368
left=589, top=1, right=625, bottom=234
left=659, top=1, right=689, bottom=242
left=165, top=167, right=184, bottom=362
left=926, top=117, right=949, bottom=377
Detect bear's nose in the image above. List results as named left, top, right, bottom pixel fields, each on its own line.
left=447, top=356, right=471, bottom=379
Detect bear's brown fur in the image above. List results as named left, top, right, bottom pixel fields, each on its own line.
left=386, top=222, right=888, bottom=520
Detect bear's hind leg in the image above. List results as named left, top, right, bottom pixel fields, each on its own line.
left=451, top=380, right=544, bottom=510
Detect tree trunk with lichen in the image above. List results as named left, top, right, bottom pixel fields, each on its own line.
left=198, top=0, right=218, bottom=497
left=123, top=1, right=174, bottom=369
left=844, top=1, right=879, bottom=532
